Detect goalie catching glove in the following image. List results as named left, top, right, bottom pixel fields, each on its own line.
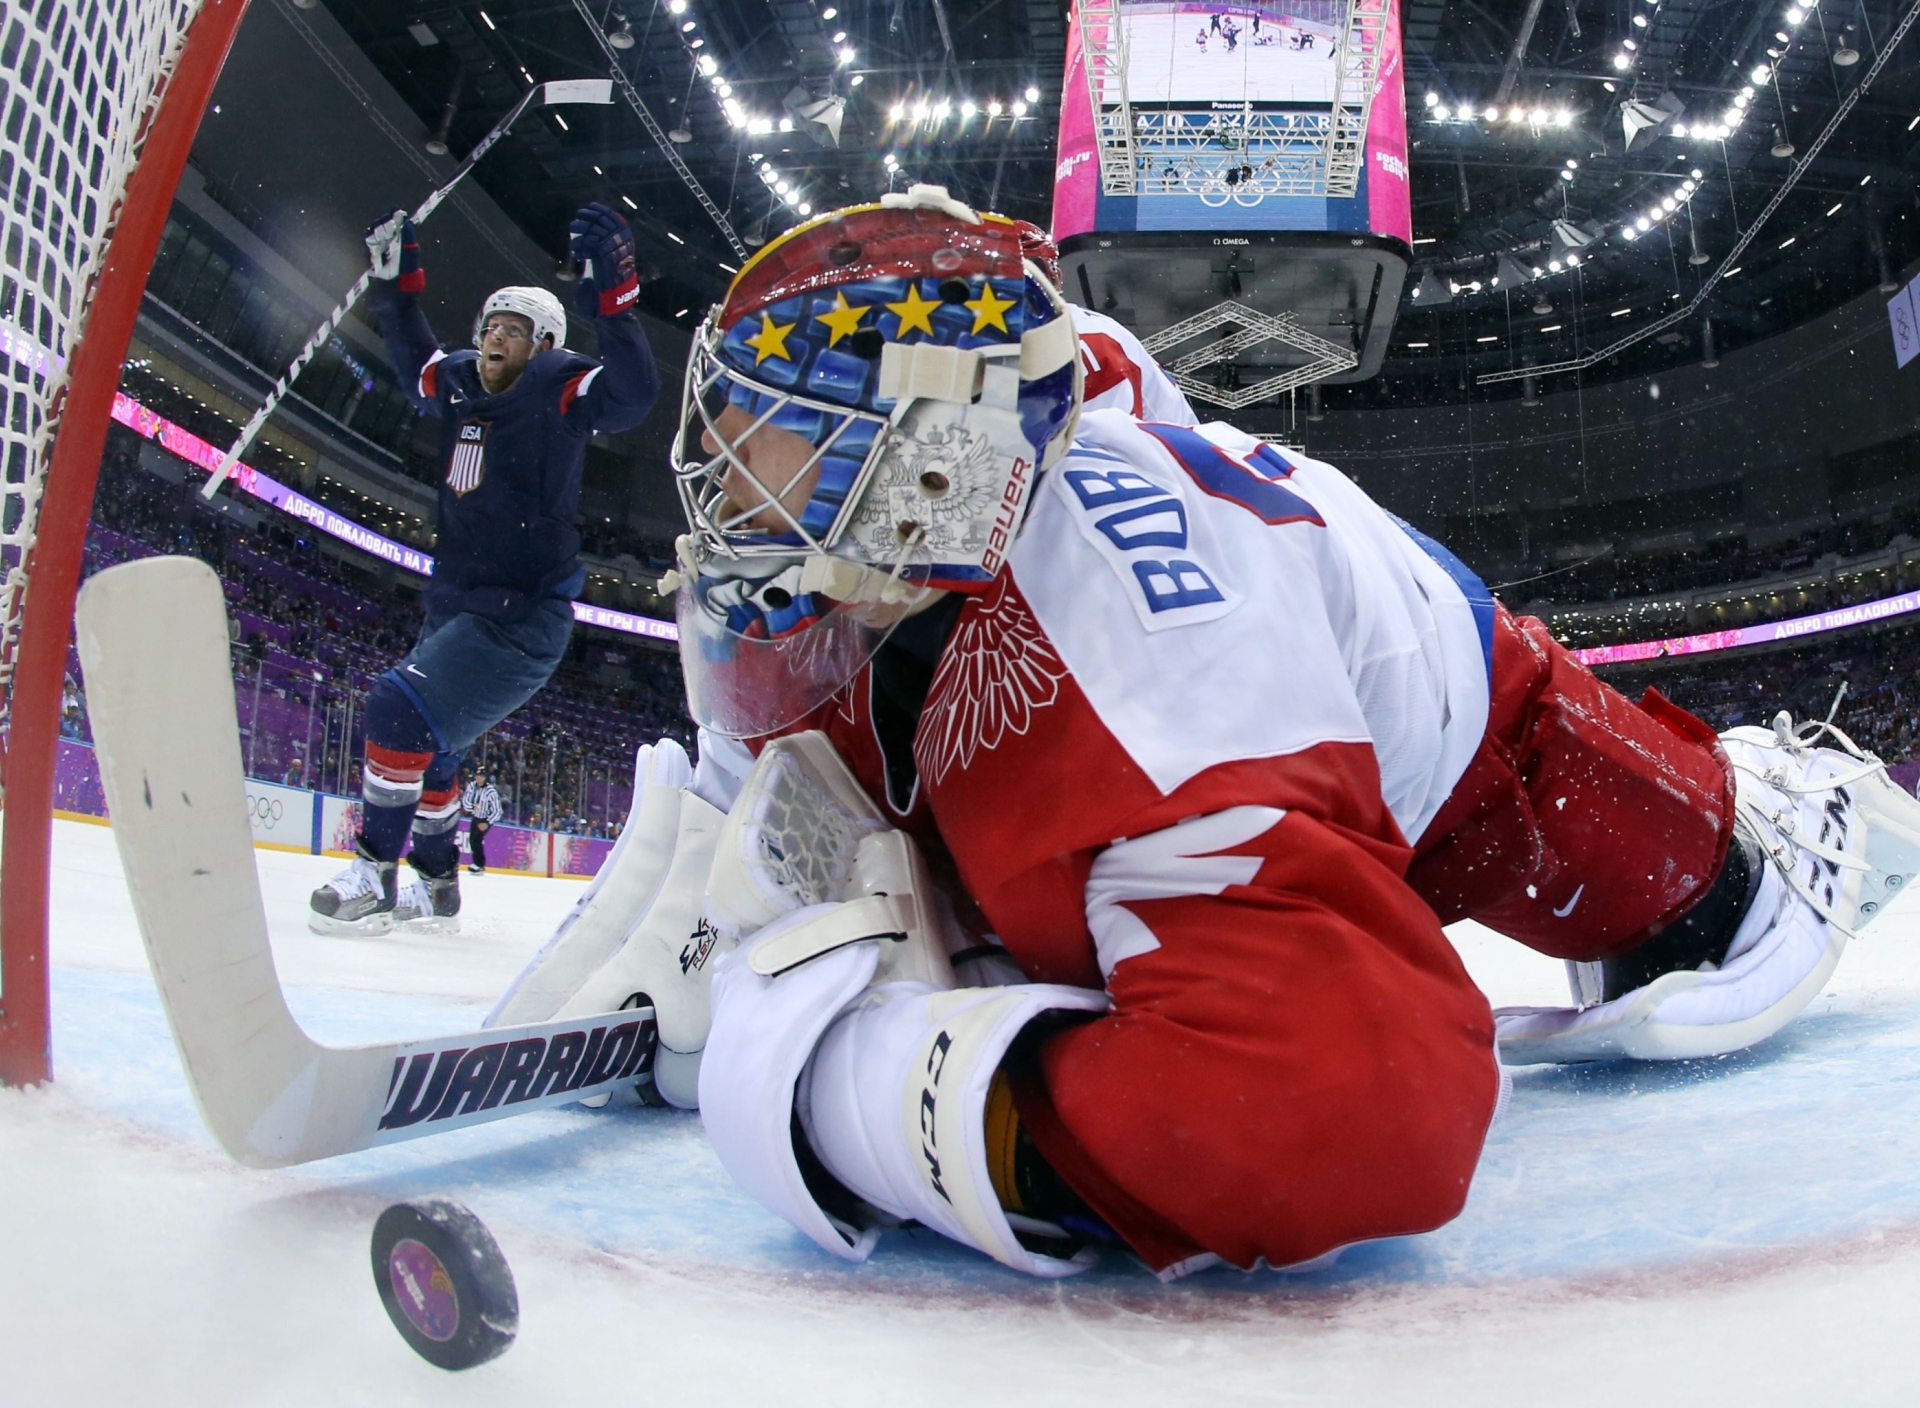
left=569, top=200, right=639, bottom=318
left=365, top=209, right=424, bottom=294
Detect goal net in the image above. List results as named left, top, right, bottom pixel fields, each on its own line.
left=0, top=0, right=249, bottom=1085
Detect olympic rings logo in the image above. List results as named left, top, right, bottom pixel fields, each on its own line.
left=247, top=792, right=286, bottom=829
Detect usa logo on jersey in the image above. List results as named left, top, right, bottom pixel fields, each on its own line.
left=448, top=422, right=487, bottom=496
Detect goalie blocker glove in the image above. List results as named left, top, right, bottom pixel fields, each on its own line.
left=699, top=900, right=1109, bottom=1277
left=569, top=201, right=639, bottom=318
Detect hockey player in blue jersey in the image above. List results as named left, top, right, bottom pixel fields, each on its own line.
left=309, top=201, right=659, bottom=936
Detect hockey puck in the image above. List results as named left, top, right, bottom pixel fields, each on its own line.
left=371, top=1199, right=518, bottom=1371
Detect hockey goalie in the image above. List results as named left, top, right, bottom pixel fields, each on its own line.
left=493, top=187, right=1920, bottom=1280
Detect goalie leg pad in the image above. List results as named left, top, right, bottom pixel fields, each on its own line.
left=486, top=739, right=726, bottom=1108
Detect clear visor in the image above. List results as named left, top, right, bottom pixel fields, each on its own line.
left=675, top=545, right=932, bottom=739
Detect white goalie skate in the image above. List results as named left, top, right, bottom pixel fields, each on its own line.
left=1497, top=712, right=1920, bottom=1064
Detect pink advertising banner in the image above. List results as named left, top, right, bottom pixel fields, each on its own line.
left=1054, top=4, right=1099, bottom=241
left=1571, top=590, right=1920, bottom=667
left=37, top=735, right=613, bottom=879
left=1363, top=0, right=1411, bottom=244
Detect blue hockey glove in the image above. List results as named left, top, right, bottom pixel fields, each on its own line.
left=365, top=209, right=424, bottom=294
left=568, top=201, right=639, bottom=317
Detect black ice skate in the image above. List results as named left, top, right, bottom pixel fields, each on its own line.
left=398, top=856, right=462, bottom=935
left=309, top=846, right=401, bottom=936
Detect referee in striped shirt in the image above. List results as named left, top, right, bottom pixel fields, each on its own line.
left=462, top=773, right=503, bottom=875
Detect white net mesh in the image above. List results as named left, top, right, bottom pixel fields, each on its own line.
left=0, top=0, right=204, bottom=705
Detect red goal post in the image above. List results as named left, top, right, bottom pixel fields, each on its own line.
left=0, top=0, right=252, bottom=1086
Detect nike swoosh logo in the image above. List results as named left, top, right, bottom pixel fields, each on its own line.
left=1552, top=884, right=1585, bottom=918
left=405, top=664, right=427, bottom=679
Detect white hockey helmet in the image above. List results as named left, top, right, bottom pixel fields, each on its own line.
left=473, top=286, right=567, bottom=351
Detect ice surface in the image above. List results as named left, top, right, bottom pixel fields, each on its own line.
left=7, top=818, right=1920, bottom=1403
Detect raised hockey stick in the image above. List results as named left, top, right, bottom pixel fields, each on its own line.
left=198, top=78, right=614, bottom=502
left=76, top=556, right=656, bottom=1169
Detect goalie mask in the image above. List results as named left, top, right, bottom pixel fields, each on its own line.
left=670, top=185, right=1083, bottom=738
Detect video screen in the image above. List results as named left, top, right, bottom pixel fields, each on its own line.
left=1121, top=1, right=1341, bottom=107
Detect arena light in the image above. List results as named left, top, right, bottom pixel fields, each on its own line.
left=1025, top=85, right=1040, bottom=102
left=1614, top=52, right=1633, bottom=70
left=1012, top=99, right=1029, bottom=116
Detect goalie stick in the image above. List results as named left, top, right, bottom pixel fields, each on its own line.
left=199, top=78, right=614, bottom=502
left=76, top=556, right=655, bottom=1168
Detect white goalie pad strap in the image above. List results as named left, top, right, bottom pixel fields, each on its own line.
left=692, top=729, right=754, bottom=814
left=878, top=342, right=985, bottom=406
left=1495, top=864, right=1845, bottom=1063
left=1019, top=311, right=1078, bottom=381
left=698, top=909, right=886, bottom=1261
left=487, top=740, right=693, bottom=1026
left=798, top=983, right=1109, bottom=1278
left=747, top=894, right=914, bottom=977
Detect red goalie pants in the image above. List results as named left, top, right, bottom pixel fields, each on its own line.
left=1019, top=606, right=1736, bottom=1275
left=1404, top=606, right=1737, bottom=960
